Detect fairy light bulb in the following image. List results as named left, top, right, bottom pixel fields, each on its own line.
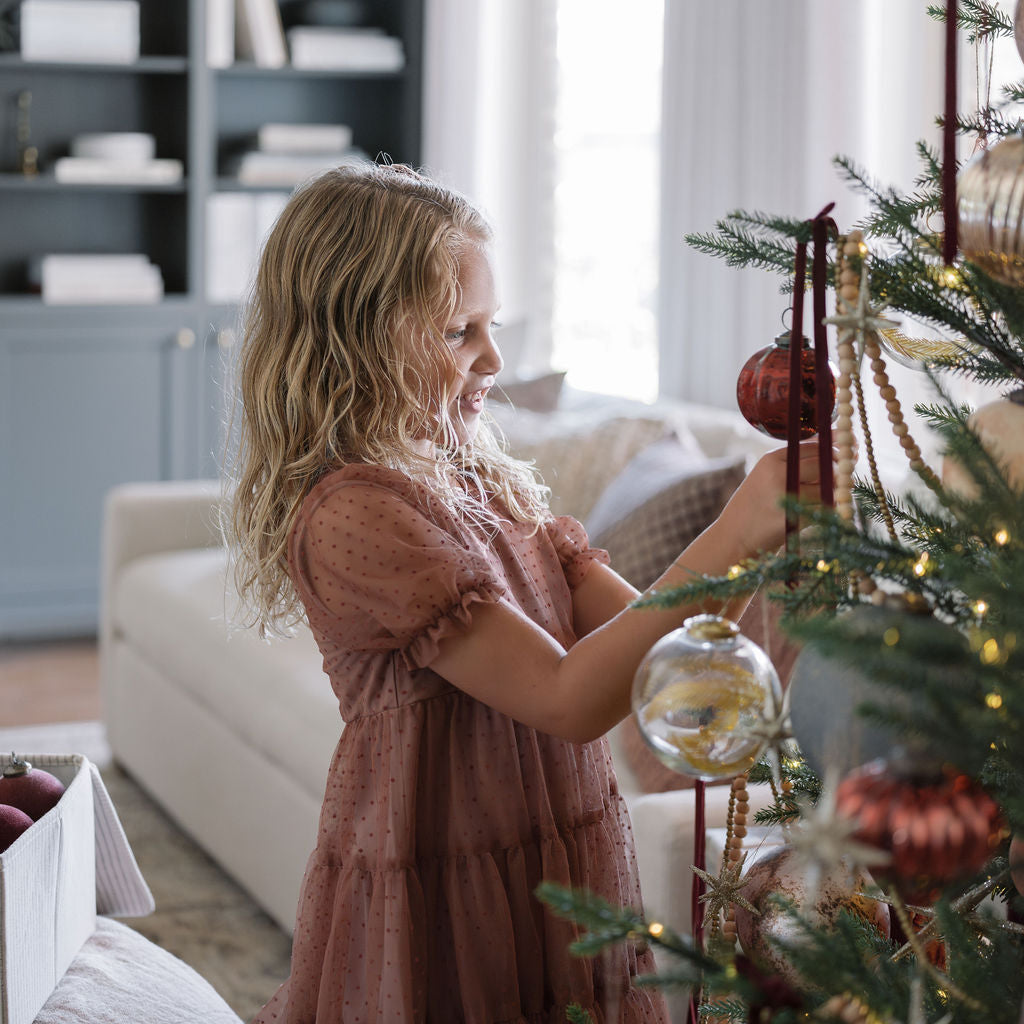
left=994, top=528, right=1010, bottom=546
left=941, top=266, right=963, bottom=288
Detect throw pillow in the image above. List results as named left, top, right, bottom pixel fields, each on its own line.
left=490, top=371, right=567, bottom=412
left=491, top=404, right=682, bottom=521
left=586, top=438, right=747, bottom=590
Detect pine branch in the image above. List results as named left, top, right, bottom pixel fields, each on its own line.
left=942, top=110, right=1024, bottom=137
left=533, top=882, right=714, bottom=972
left=927, top=0, right=1014, bottom=41
left=999, top=78, right=1024, bottom=106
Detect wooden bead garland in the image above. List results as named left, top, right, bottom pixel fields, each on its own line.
left=720, top=772, right=750, bottom=945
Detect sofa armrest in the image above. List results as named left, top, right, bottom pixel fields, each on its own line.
left=99, top=479, right=225, bottom=656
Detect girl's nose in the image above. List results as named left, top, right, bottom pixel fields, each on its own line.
left=478, top=330, right=504, bottom=376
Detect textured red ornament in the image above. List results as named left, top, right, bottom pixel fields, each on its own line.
left=736, top=332, right=836, bottom=440
left=0, top=755, right=65, bottom=821
left=0, top=803, right=33, bottom=853
left=835, top=759, right=1005, bottom=905
left=1009, top=833, right=1024, bottom=898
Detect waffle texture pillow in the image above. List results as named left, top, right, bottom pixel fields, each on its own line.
left=492, top=405, right=688, bottom=522
left=586, top=437, right=747, bottom=590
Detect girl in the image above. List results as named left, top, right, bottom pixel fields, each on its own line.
left=231, top=163, right=824, bottom=1023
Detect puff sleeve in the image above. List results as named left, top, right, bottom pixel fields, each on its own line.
left=544, top=515, right=610, bottom=590
left=289, top=473, right=509, bottom=669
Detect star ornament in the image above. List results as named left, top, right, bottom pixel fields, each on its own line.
left=692, top=857, right=758, bottom=923
left=784, top=766, right=891, bottom=902
left=733, top=680, right=794, bottom=791
left=824, top=263, right=899, bottom=355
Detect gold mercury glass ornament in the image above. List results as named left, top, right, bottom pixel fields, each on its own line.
left=631, top=614, right=782, bottom=780
left=957, top=134, right=1024, bottom=287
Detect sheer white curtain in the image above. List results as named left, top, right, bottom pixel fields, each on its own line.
left=422, top=0, right=558, bottom=374
left=658, top=1, right=947, bottom=411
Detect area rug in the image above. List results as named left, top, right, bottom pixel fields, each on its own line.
left=0, top=721, right=292, bottom=1023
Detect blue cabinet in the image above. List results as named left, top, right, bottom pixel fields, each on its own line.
left=0, top=310, right=200, bottom=636
left=0, top=0, right=422, bottom=638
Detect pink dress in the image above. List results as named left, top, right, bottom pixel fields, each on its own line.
left=255, top=465, right=669, bottom=1024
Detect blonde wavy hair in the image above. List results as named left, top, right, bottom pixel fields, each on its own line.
left=227, top=163, right=550, bottom=634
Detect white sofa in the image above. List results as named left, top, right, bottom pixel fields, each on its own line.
left=99, top=391, right=778, bottom=968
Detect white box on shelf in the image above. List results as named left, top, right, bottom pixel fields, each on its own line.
left=229, top=148, right=366, bottom=187
left=256, top=122, right=354, bottom=154
left=20, top=0, right=140, bottom=64
left=70, top=132, right=156, bottom=164
left=287, top=27, right=404, bottom=72
left=53, top=157, right=184, bottom=186
left=40, top=254, right=165, bottom=305
left=0, top=753, right=153, bottom=1024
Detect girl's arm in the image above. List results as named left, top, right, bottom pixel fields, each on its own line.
left=429, top=440, right=822, bottom=743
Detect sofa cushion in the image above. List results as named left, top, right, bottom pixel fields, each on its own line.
left=490, top=403, right=700, bottom=522
left=586, top=438, right=748, bottom=591
left=491, top=371, right=567, bottom=412
left=111, top=548, right=340, bottom=800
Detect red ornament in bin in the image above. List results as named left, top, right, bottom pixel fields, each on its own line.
left=0, top=803, right=33, bottom=852
left=736, top=331, right=836, bottom=440
left=0, top=753, right=66, bottom=821
left=835, top=758, right=1005, bottom=905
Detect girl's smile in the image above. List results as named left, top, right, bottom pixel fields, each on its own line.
left=443, top=243, right=503, bottom=445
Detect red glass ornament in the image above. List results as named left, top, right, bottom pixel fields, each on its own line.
left=736, top=332, right=836, bottom=440
left=835, top=759, right=1005, bottom=905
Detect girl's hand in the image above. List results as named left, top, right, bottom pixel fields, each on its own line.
left=717, top=439, right=833, bottom=556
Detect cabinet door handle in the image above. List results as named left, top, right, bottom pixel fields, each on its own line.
left=176, top=327, right=196, bottom=349
left=217, top=329, right=236, bottom=350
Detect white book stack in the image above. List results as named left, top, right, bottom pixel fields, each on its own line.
left=226, top=121, right=366, bottom=187
left=20, top=0, right=140, bottom=64
left=55, top=133, right=183, bottom=186
left=40, top=254, right=164, bottom=305
left=286, top=27, right=404, bottom=72
left=206, top=192, right=290, bottom=303
left=235, top=0, right=287, bottom=67
left=257, top=122, right=353, bottom=153
left=207, top=0, right=235, bottom=67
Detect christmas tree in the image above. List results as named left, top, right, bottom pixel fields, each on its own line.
left=538, top=2, right=1024, bottom=1021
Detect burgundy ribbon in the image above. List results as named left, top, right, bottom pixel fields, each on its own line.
left=687, top=778, right=706, bottom=1024
left=786, top=203, right=837, bottom=547
left=942, top=0, right=959, bottom=265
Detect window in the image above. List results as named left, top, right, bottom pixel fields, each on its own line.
left=550, top=0, right=664, bottom=401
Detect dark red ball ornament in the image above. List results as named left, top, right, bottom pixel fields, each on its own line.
left=0, top=804, right=33, bottom=852
left=0, top=754, right=66, bottom=821
left=736, top=331, right=836, bottom=440
left=835, top=759, right=1005, bottom=905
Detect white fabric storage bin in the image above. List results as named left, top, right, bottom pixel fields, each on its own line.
left=0, top=754, right=153, bottom=1024
left=19, top=1, right=140, bottom=64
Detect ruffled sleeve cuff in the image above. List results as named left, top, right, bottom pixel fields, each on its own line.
left=403, top=580, right=509, bottom=671
left=546, top=515, right=611, bottom=590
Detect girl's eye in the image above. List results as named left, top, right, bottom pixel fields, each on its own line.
left=445, top=328, right=467, bottom=344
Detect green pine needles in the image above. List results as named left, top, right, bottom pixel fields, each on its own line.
left=544, top=4, right=1024, bottom=1021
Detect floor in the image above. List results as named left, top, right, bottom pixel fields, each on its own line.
left=1, top=636, right=100, bottom=725
left=0, top=648, right=295, bottom=1020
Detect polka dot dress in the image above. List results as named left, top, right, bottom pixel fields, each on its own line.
left=253, top=465, right=668, bottom=1024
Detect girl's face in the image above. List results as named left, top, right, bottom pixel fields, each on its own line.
left=439, top=243, right=504, bottom=447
